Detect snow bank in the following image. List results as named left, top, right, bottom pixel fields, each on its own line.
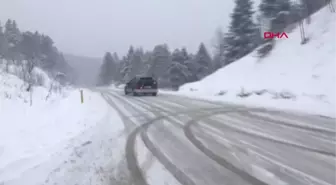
left=177, top=6, right=336, bottom=117
left=0, top=68, right=125, bottom=184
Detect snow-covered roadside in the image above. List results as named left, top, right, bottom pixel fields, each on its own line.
left=0, top=72, right=125, bottom=184
left=165, top=6, right=336, bottom=118
left=160, top=89, right=335, bottom=118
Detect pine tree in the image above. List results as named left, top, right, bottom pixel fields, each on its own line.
left=4, top=19, right=22, bottom=62
left=118, top=56, right=128, bottom=83
left=193, top=43, right=212, bottom=80
left=4, top=20, right=22, bottom=47
left=140, top=51, right=152, bottom=77
left=98, top=52, right=116, bottom=85
left=184, top=56, right=198, bottom=83
left=172, top=48, right=189, bottom=64
left=212, top=28, right=227, bottom=69
left=259, top=0, right=291, bottom=18
left=224, top=0, right=257, bottom=65
left=40, top=35, right=53, bottom=56
left=20, top=31, right=41, bottom=60
left=0, top=19, right=71, bottom=84
left=39, top=35, right=59, bottom=70
left=120, top=46, right=135, bottom=82
left=180, top=48, right=189, bottom=63
left=113, top=52, right=120, bottom=63
left=168, top=47, right=192, bottom=88
left=147, top=44, right=172, bottom=86
left=113, top=60, right=122, bottom=82
left=300, top=0, right=327, bottom=16
left=129, top=48, right=144, bottom=78
left=168, top=62, right=192, bottom=90
left=0, top=22, right=8, bottom=58
left=259, top=0, right=291, bottom=32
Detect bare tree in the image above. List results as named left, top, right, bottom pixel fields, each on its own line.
left=298, top=20, right=307, bottom=44
left=327, top=0, right=335, bottom=12
left=26, top=57, right=37, bottom=106
left=297, top=0, right=309, bottom=44
left=45, top=72, right=65, bottom=101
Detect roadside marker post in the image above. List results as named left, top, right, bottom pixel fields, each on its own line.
left=80, top=89, right=84, bottom=103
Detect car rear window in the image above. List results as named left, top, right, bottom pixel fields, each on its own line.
left=139, top=77, right=153, bottom=81
left=138, top=77, right=155, bottom=86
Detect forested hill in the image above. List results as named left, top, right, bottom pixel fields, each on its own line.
left=0, top=19, right=74, bottom=84
left=96, top=0, right=328, bottom=89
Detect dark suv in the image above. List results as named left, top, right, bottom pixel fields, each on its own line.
left=124, top=77, right=158, bottom=96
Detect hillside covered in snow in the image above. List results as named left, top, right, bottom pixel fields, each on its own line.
left=0, top=63, right=124, bottom=185
left=176, top=6, right=335, bottom=117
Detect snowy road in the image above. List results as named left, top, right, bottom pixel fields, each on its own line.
left=101, top=89, right=336, bottom=185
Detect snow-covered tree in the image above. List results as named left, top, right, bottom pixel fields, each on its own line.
left=167, top=47, right=192, bottom=88
left=259, top=0, right=293, bottom=34
left=4, top=19, right=22, bottom=62
left=4, top=20, right=21, bottom=48
left=128, top=48, right=144, bottom=78
left=193, top=43, right=212, bottom=80
left=119, top=46, right=135, bottom=82
left=259, top=0, right=291, bottom=19
left=117, top=56, right=128, bottom=83
left=147, top=44, right=172, bottom=86
left=184, top=53, right=198, bottom=82
left=39, top=35, right=57, bottom=69
left=300, top=0, right=328, bottom=17
left=224, top=0, right=257, bottom=65
left=113, top=52, right=119, bottom=63
left=168, top=62, right=192, bottom=90
left=139, top=51, right=152, bottom=76
left=212, top=28, right=227, bottom=69
left=0, top=19, right=73, bottom=84
left=98, top=52, right=116, bottom=85
left=20, top=32, right=41, bottom=60
left=172, top=48, right=189, bottom=64
left=0, top=22, right=8, bottom=58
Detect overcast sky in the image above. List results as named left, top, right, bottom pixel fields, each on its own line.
left=0, top=0, right=237, bottom=57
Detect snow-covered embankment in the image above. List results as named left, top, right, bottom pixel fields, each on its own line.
left=173, top=6, right=335, bottom=117
left=0, top=66, right=125, bottom=185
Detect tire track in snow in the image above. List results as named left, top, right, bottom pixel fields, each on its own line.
left=101, top=92, right=136, bottom=133
left=124, top=94, right=271, bottom=185
left=136, top=95, right=336, bottom=184
left=103, top=90, right=335, bottom=185
left=242, top=111, right=336, bottom=136
left=111, top=92, right=196, bottom=185
left=107, top=92, right=159, bottom=177
left=183, top=110, right=335, bottom=185
left=156, top=96, right=335, bottom=184
left=102, top=92, right=155, bottom=185
left=133, top=95, right=273, bottom=184
left=182, top=110, right=270, bottom=185
left=203, top=110, right=335, bottom=157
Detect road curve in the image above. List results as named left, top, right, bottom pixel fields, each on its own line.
left=101, top=89, right=336, bottom=185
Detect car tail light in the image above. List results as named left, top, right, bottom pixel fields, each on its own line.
left=136, top=85, right=142, bottom=89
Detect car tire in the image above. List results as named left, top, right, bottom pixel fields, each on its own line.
left=132, top=91, right=138, bottom=96
left=152, top=93, right=157, bottom=96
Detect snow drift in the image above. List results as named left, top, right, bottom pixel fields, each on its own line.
left=178, top=6, right=336, bottom=117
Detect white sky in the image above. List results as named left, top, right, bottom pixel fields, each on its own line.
left=0, top=0, right=237, bottom=57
